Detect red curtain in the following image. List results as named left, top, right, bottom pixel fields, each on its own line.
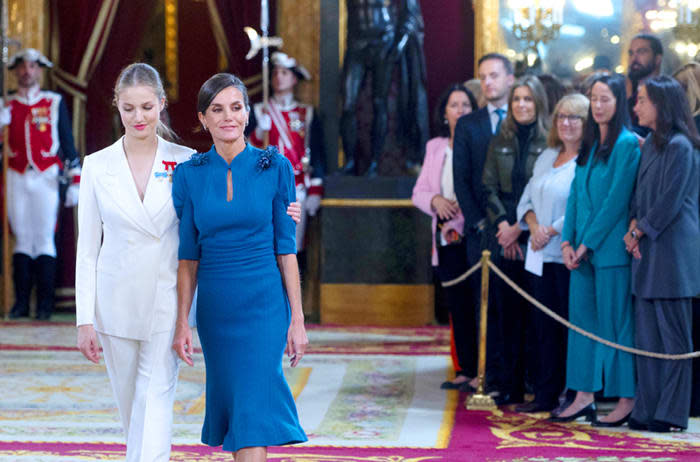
left=50, top=0, right=157, bottom=303
left=84, top=1, right=159, bottom=154
left=205, top=0, right=275, bottom=78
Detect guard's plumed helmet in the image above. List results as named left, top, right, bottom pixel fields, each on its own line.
left=270, top=52, right=311, bottom=81
left=8, top=48, right=53, bottom=70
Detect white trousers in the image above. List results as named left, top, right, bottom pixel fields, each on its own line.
left=98, top=329, right=180, bottom=462
left=7, top=165, right=60, bottom=258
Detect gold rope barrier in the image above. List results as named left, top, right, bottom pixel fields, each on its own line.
left=466, top=250, right=497, bottom=410
left=440, top=251, right=700, bottom=362
left=441, top=261, right=482, bottom=288
left=486, top=260, right=700, bottom=360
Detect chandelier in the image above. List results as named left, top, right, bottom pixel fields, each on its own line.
left=508, top=0, right=565, bottom=56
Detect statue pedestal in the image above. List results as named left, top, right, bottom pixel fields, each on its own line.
left=319, top=176, right=434, bottom=326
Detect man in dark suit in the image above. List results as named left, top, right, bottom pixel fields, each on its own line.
left=452, top=53, right=514, bottom=401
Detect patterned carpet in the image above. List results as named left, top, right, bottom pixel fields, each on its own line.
left=1, top=322, right=698, bottom=461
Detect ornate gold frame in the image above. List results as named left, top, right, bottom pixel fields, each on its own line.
left=473, top=0, right=507, bottom=76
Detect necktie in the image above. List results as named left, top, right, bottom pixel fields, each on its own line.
left=494, top=108, right=506, bottom=134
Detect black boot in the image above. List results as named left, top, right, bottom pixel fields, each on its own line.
left=35, top=255, right=57, bottom=321
left=9, top=253, right=33, bottom=318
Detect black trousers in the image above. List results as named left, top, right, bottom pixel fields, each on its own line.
left=690, top=297, right=700, bottom=417
left=487, top=251, right=530, bottom=396
left=527, top=263, right=570, bottom=405
left=442, top=277, right=478, bottom=378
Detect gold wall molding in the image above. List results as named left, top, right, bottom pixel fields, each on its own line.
left=165, top=0, right=179, bottom=101
left=277, top=0, right=321, bottom=107
left=321, top=198, right=414, bottom=208
left=321, top=283, right=434, bottom=326
left=6, top=0, right=49, bottom=89
left=473, top=0, right=507, bottom=76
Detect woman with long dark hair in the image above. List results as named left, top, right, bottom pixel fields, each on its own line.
left=673, top=61, right=700, bottom=419
left=551, top=74, right=640, bottom=425
left=412, top=83, right=478, bottom=390
left=172, top=73, right=307, bottom=461
left=625, top=75, right=700, bottom=432
left=481, top=75, right=550, bottom=405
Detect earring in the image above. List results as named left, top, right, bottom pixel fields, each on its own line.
left=202, top=124, right=208, bottom=132
left=245, top=119, right=249, bottom=126
left=443, top=118, right=448, bottom=125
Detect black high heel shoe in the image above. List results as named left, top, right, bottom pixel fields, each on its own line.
left=591, top=412, right=631, bottom=427
left=548, top=402, right=597, bottom=423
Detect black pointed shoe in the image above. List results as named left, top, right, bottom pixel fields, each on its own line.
left=548, top=402, right=597, bottom=423
left=592, top=412, right=631, bottom=427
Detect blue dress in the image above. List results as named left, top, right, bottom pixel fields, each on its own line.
left=172, top=144, right=307, bottom=452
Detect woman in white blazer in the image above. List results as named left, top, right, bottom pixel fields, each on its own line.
left=75, top=63, right=300, bottom=461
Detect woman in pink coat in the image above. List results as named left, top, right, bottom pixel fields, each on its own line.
left=412, top=84, right=478, bottom=390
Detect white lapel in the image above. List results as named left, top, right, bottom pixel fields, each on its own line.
left=102, top=137, right=160, bottom=239
left=142, top=138, right=178, bottom=236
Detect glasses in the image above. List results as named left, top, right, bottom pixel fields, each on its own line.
left=556, top=114, right=583, bottom=123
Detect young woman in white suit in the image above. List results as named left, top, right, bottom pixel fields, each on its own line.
left=75, top=63, right=300, bottom=461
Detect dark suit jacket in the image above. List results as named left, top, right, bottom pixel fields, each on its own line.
left=631, top=133, right=700, bottom=299
left=453, top=107, right=493, bottom=234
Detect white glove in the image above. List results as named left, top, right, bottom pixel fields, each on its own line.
left=255, top=113, right=272, bottom=139
left=65, top=184, right=80, bottom=207
left=0, top=106, right=11, bottom=128
left=258, top=113, right=272, bottom=130
left=306, top=194, right=321, bottom=217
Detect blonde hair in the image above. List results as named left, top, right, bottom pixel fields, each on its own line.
left=547, top=93, right=589, bottom=148
left=113, top=63, right=178, bottom=141
left=673, top=62, right=700, bottom=117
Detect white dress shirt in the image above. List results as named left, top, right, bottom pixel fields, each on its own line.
left=487, top=103, right=508, bottom=134
left=439, top=145, right=456, bottom=245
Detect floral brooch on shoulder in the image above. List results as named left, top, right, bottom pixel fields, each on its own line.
left=257, top=146, right=277, bottom=171
left=189, top=152, right=208, bottom=166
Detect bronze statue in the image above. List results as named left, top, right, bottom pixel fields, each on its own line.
left=340, top=0, right=429, bottom=176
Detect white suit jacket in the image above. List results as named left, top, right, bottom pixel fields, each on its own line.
left=75, top=136, right=193, bottom=340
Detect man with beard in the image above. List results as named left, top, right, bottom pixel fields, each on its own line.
left=627, top=34, right=663, bottom=136
left=0, top=48, right=81, bottom=320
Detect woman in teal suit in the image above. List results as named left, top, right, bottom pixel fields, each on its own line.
left=550, top=74, right=640, bottom=425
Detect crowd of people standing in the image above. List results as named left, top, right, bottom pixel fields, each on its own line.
left=413, top=34, right=700, bottom=432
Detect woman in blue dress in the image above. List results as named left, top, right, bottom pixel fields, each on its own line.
left=171, top=73, right=308, bottom=461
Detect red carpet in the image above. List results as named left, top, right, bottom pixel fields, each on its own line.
left=1, top=323, right=698, bottom=461
left=2, top=399, right=698, bottom=461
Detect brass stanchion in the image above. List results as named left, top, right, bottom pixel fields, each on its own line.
left=467, top=250, right=496, bottom=410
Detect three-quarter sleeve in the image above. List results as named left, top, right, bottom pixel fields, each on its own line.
left=172, top=164, right=201, bottom=260
left=273, top=155, right=297, bottom=255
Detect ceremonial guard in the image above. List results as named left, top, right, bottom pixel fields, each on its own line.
left=1, top=48, right=81, bottom=320
left=249, top=52, right=324, bottom=253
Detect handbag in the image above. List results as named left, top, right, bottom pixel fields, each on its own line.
left=435, top=217, right=468, bottom=283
